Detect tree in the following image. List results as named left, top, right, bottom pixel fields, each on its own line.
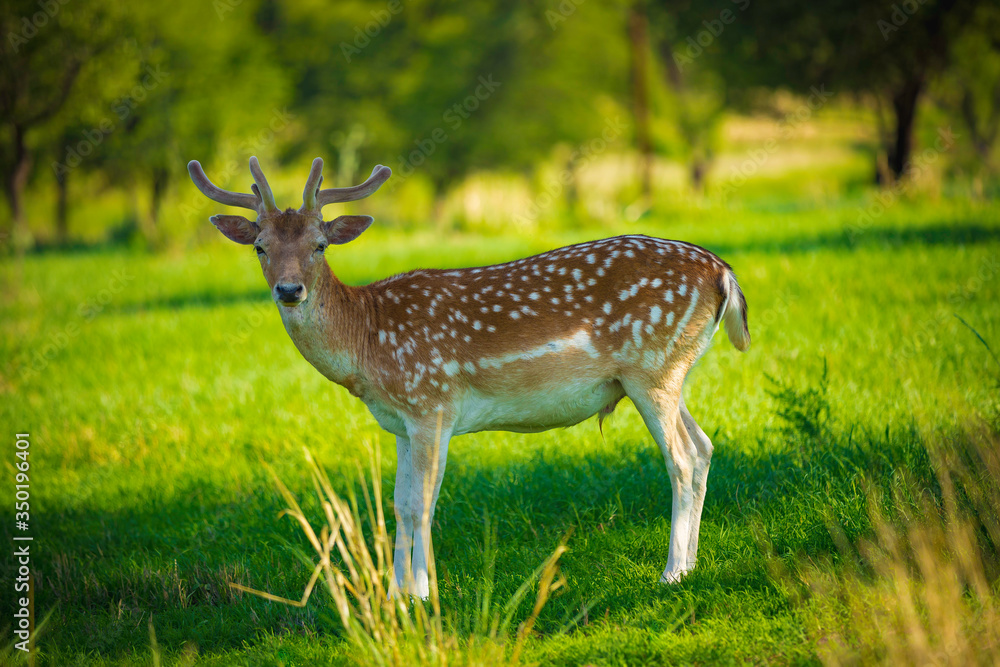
left=698, top=0, right=982, bottom=181
left=647, top=2, right=727, bottom=193
left=262, top=0, right=631, bottom=199
left=629, top=1, right=653, bottom=205
left=0, top=0, right=128, bottom=249
left=90, top=1, right=288, bottom=246
left=928, top=3, right=1000, bottom=188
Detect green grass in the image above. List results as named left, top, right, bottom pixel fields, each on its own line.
left=2, top=194, right=999, bottom=665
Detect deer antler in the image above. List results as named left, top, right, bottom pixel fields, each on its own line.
left=299, top=158, right=392, bottom=212
left=248, top=156, right=279, bottom=214
left=300, top=158, right=325, bottom=212
left=187, top=156, right=278, bottom=215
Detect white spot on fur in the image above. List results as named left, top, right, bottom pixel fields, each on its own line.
left=631, top=319, right=643, bottom=346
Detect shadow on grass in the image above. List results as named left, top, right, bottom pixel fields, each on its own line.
left=87, top=221, right=1000, bottom=318
left=106, top=278, right=383, bottom=314
left=112, top=288, right=271, bottom=314
left=23, top=219, right=1000, bottom=266
left=707, top=223, right=1000, bottom=257
left=9, top=421, right=936, bottom=659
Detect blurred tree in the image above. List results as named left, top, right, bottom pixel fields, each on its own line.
left=0, top=0, right=127, bottom=249
left=629, top=1, right=653, bottom=206
left=928, top=3, right=1000, bottom=190
left=709, top=0, right=982, bottom=182
left=90, top=2, right=289, bottom=246
left=648, top=2, right=726, bottom=193
left=43, top=35, right=146, bottom=244
left=262, top=0, right=630, bottom=204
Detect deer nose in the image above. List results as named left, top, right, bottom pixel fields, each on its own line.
left=275, top=282, right=306, bottom=305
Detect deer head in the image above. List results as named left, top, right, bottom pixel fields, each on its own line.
left=187, top=156, right=391, bottom=307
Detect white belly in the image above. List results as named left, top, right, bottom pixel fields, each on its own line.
left=452, top=377, right=624, bottom=435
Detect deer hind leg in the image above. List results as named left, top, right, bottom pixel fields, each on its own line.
left=624, top=379, right=698, bottom=583
left=679, top=396, right=713, bottom=571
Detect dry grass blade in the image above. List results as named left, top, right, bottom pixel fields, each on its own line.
left=228, top=438, right=569, bottom=666
left=510, top=543, right=568, bottom=664
left=793, top=425, right=1000, bottom=666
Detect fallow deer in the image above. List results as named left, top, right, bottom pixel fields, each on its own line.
left=188, top=156, right=750, bottom=599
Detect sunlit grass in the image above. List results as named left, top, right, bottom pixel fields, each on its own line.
left=1, top=196, right=998, bottom=664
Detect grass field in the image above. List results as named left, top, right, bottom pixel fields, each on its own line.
left=2, top=193, right=1000, bottom=665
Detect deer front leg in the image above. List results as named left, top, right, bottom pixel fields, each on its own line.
left=392, top=435, right=415, bottom=594
left=405, top=418, right=453, bottom=599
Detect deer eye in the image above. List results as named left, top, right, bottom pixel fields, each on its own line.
left=254, top=244, right=265, bottom=255
left=315, top=244, right=326, bottom=253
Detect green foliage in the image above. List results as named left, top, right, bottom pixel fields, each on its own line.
left=4, top=0, right=997, bottom=251
left=926, top=3, right=1000, bottom=181
left=765, top=359, right=832, bottom=442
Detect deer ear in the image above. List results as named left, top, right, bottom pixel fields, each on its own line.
left=323, top=215, right=373, bottom=245
left=210, top=214, right=258, bottom=245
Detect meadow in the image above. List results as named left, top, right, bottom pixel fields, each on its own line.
left=2, top=188, right=1000, bottom=664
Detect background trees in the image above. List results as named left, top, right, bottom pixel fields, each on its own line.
left=1, top=0, right=997, bottom=248
left=697, top=0, right=983, bottom=181
left=1, top=0, right=128, bottom=249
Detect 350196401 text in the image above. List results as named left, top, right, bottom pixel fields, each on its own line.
left=13, top=433, right=32, bottom=653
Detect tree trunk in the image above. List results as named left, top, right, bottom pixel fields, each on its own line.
left=691, top=158, right=706, bottom=194
left=55, top=167, right=69, bottom=244
left=959, top=84, right=999, bottom=166
left=138, top=167, right=170, bottom=249
left=628, top=3, right=652, bottom=205
left=150, top=167, right=168, bottom=227
left=4, top=125, right=34, bottom=252
left=888, top=75, right=924, bottom=180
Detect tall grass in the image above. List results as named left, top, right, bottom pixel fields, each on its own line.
left=781, top=424, right=1000, bottom=665
left=760, top=351, right=1000, bottom=665
left=231, top=439, right=570, bottom=667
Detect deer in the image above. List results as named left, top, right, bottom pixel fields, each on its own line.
left=188, top=156, right=750, bottom=599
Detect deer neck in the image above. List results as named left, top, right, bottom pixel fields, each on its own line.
left=277, top=264, right=369, bottom=394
